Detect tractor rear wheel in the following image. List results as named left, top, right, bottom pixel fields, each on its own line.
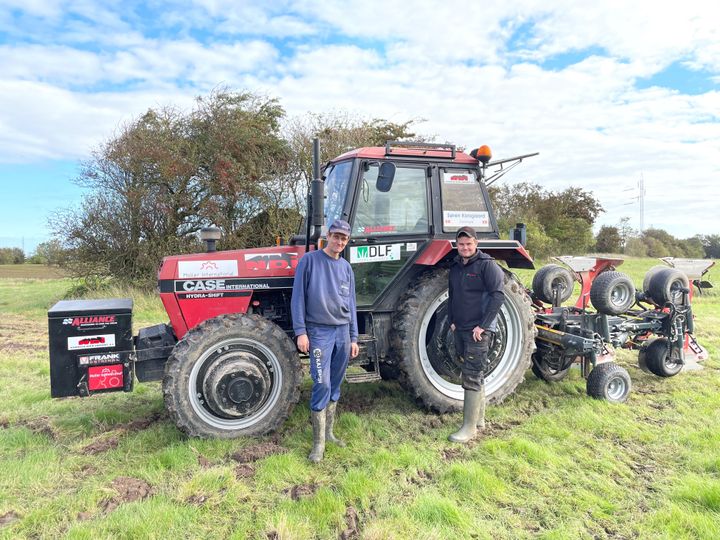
left=163, top=314, right=301, bottom=438
left=391, top=269, right=535, bottom=412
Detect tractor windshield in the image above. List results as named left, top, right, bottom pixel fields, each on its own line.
left=323, top=160, right=353, bottom=229
left=440, top=169, right=493, bottom=233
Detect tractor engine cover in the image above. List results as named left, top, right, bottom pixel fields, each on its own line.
left=48, top=298, right=134, bottom=397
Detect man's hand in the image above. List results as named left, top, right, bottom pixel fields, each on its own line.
left=351, top=342, right=359, bottom=358
left=450, top=323, right=455, bottom=332
left=472, top=326, right=484, bottom=342
left=297, top=334, right=309, bottom=353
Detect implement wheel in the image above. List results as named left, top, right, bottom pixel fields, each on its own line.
left=586, top=362, right=631, bottom=403
left=532, top=264, right=574, bottom=305
left=590, top=271, right=636, bottom=315
left=163, top=314, right=301, bottom=438
left=641, top=338, right=682, bottom=378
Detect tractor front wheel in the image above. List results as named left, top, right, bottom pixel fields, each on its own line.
left=163, top=314, right=301, bottom=438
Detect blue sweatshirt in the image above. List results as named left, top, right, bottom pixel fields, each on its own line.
left=291, top=249, right=358, bottom=342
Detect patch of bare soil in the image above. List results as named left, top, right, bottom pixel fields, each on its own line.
left=81, top=436, right=119, bottom=455
left=186, top=494, right=209, bottom=505
left=0, top=418, right=9, bottom=428
left=284, top=483, right=317, bottom=501
left=0, top=316, right=46, bottom=354
left=100, top=477, right=153, bottom=513
left=234, top=463, right=255, bottom=479
left=441, top=447, right=464, bottom=461
left=23, top=416, right=57, bottom=440
left=266, top=532, right=279, bottom=540
left=197, top=454, right=212, bottom=468
left=76, top=511, right=93, bottom=521
left=0, top=511, right=20, bottom=527
left=119, top=413, right=164, bottom=433
left=410, top=469, right=434, bottom=486
left=340, top=506, right=359, bottom=540
left=230, top=442, right=287, bottom=463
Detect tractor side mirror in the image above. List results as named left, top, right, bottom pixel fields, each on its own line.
left=376, top=162, right=396, bottom=192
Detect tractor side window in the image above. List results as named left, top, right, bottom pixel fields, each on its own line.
left=440, top=169, right=492, bottom=233
left=353, top=165, right=428, bottom=236
left=324, top=160, right=353, bottom=229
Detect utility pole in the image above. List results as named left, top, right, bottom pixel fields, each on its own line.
left=638, top=172, right=645, bottom=233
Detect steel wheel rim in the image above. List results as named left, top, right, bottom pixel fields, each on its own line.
left=607, top=375, right=627, bottom=401
left=188, top=337, right=282, bottom=429
left=417, top=289, right=523, bottom=401
left=610, top=283, right=632, bottom=308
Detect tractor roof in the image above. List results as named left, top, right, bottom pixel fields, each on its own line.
left=333, top=144, right=479, bottom=165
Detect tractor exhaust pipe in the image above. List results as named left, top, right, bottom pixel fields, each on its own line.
left=307, top=137, right=324, bottom=249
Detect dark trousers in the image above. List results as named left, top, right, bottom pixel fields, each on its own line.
left=453, top=329, right=493, bottom=392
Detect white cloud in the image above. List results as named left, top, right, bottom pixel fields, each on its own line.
left=1, top=0, right=719, bottom=238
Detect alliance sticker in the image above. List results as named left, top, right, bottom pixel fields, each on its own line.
left=350, top=244, right=401, bottom=264
left=178, top=260, right=239, bottom=278
left=443, top=211, right=489, bottom=228
left=68, top=334, right=116, bottom=351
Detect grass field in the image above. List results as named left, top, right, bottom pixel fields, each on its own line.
left=1, top=259, right=719, bottom=539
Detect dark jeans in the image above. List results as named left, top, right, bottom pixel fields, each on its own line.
left=453, top=329, right=494, bottom=392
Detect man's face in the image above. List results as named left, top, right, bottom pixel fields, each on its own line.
left=457, top=234, right=478, bottom=259
left=326, top=232, right=350, bottom=256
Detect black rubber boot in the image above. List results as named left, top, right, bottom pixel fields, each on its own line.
left=325, top=401, right=346, bottom=447
left=448, top=389, right=482, bottom=443
left=308, top=409, right=326, bottom=463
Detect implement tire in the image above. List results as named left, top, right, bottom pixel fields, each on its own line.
left=590, top=271, right=636, bottom=315
left=391, top=269, right=535, bottom=412
left=648, top=268, right=690, bottom=306
left=163, top=314, right=301, bottom=438
left=532, top=264, right=574, bottom=305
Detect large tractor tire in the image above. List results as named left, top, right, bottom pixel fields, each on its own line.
left=590, top=271, right=636, bottom=315
left=532, top=264, right=574, bottom=305
left=163, top=314, right=301, bottom=438
left=391, top=269, right=535, bottom=412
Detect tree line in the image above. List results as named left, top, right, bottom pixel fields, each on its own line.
left=10, top=88, right=716, bottom=283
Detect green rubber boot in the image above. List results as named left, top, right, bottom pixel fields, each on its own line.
left=477, top=385, right=486, bottom=429
left=325, top=401, right=346, bottom=447
left=448, top=389, right=482, bottom=443
left=308, top=409, right=326, bottom=463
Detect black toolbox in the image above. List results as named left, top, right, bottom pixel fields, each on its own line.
left=48, top=299, right=134, bottom=397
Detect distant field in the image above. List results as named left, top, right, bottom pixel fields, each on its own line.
left=0, top=257, right=719, bottom=538
left=0, top=264, right=68, bottom=279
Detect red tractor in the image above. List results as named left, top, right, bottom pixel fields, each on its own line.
left=47, top=140, right=707, bottom=438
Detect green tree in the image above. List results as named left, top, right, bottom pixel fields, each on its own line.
left=595, top=225, right=622, bottom=253
left=0, top=247, right=24, bottom=264
left=698, top=234, right=720, bottom=258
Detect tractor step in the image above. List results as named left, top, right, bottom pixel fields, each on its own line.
left=345, top=333, right=381, bottom=383
left=344, top=371, right=382, bottom=383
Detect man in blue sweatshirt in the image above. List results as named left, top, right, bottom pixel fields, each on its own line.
left=291, top=219, right=359, bottom=462
left=447, top=226, right=505, bottom=443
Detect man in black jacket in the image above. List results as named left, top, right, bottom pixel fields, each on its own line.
left=447, top=226, right=505, bottom=443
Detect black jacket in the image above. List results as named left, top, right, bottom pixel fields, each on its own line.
left=448, top=250, right=505, bottom=332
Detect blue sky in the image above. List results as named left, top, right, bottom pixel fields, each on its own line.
left=1, top=0, right=719, bottom=253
